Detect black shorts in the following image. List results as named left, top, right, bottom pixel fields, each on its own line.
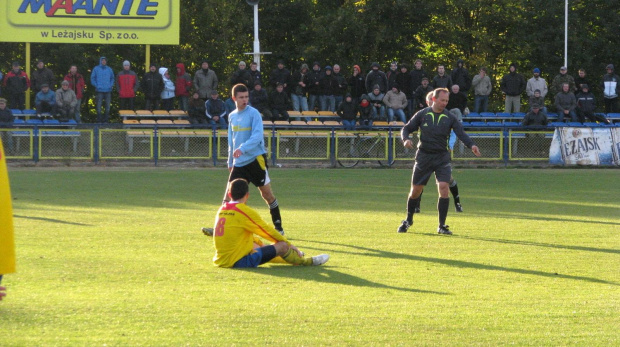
left=229, top=154, right=270, bottom=187
left=412, top=151, right=452, bottom=186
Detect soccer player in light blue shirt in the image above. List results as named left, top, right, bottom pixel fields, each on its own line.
left=221, top=84, right=285, bottom=234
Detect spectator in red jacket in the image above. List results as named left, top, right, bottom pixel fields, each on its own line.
left=175, top=63, right=192, bottom=111
left=63, top=65, right=85, bottom=123
left=117, top=60, right=139, bottom=110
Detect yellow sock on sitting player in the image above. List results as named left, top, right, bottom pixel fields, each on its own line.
left=282, top=248, right=312, bottom=266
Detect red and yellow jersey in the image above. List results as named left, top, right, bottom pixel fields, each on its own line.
left=0, top=140, right=16, bottom=275
left=212, top=202, right=288, bottom=268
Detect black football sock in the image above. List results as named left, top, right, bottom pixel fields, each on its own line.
left=406, top=197, right=420, bottom=224
left=438, top=197, right=450, bottom=226
left=269, top=199, right=283, bottom=230
left=449, top=180, right=460, bottom=205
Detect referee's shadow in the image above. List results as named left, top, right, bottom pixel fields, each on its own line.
left=242, top=263, right=448, bottom=295
left=294, top=239, right=618, bottom=286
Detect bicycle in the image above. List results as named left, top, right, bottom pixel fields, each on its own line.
left=337, top=132, right=394, bottom=167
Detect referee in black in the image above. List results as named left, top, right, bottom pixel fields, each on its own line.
left=398, top=88, right=481, bottom=235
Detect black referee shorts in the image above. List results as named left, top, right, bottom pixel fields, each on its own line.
left=411, top=151, right=452, bottom=186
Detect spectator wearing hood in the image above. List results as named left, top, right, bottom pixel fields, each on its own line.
left=270, top=83, right=291, bottom=121
left=554, top=82, right=577, bottom=122
left=31, top=59, right=55, bottom=94
left=269, top=60, right=290, bottom=92
left=348, top=64, right=366, bottom=105
left=451, top=59, right=471, bottom=93
left=601, top=64, right=619, bottom=113
left=431, top=64, right=453, bottom=89
left=319, top=66, right=338, bottom=112
left=366, top=62, right=388, bottom=94
left=117, top=60, right=138, bottom=111
left=249, top=81, right=272, bottom=120
left=175, top=63, right=192, bottom=111
left=307, top=62, right=323, bottom=111
left=550, top=66, right=575, bottom=96
left=141, top=64, right=164, bottom=111
left=291, top=63, right=310, bottom=114
left=159, top=67, right=175, bottom=111
left=193, top=59, right=218, bottom=100
left=230, top=61, right=252, bottom=89
left=526, top=68, right=548, bottom=99
left=336, top=93, right=357, bottom=130
left=63, top=65, right=85, bottom=122
left=395, top=64, right=413, bottom=118
left=500, top=62, right=526, bottom=113
left=90, top=57, right=114, bottom=123
left=358, top=94, right=373, bottom=130
left=383, top=84, right=408, bottom=123
left=367, top=85, right=386, bottom=120
left=576, top=84, right=610, bottom=124
left=472, top=67, right=492, bottom=113
left=3, top=61, right=30, bottom=110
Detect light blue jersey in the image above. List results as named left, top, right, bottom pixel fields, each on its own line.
left=449, top=130, right=457, bottom=150
left=227, top=105, right=266, bottom=168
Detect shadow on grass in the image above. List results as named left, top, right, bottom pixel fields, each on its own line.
left=297, top=239, right=618, bottom=286
left=475, top=211, right=620, bottom=227
left=447, top=234, right=620, bottom=255
left=240, top=267, right=448, bottom=295
left=13, top=214, right=92, bottom=226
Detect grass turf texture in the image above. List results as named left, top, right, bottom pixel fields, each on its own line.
left=0, top=168, right=618, bottom=346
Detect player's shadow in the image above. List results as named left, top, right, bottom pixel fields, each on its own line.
left=13, top=214, right=92, bottom=226
left=295, top=239, right=618, bottom=286
left=445, top=234, right=620, bottom=255
left=241, top=267, right=448, bottom=295
left=475, top=211, right=620, bottom=226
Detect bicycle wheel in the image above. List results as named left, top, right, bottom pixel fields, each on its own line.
left=337, top=137, right=361, bottom=167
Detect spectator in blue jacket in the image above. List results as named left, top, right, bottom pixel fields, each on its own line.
left=90, top=57, right=114, bottom=123
left=205, top=90, right=227, bottom=129
left=35, top=84, right=57, bottom=116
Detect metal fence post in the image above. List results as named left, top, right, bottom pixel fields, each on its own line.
left=212, top=125, right=218, bottom=166
left=33, top=126, right=39, bottom=163
left=388, top=127, right=394, bottom=165
left=330, top=127, right=336, bottom=167
left=270, top=124, right=277, bottom=166
left=153, top=126, right=158, bottom=166
left=503, top=127, right=509, bottom=166
left=93, top=126, right=99, bottom=163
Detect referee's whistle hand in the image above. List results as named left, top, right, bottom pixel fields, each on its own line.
left=403, top=140, right=414, bottom=149
left=472, top=145, right=481, bottom=157
left=233, top=149, right=243, bottom=158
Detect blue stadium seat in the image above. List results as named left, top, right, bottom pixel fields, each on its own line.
left=511, top=112, right=525, bottom=118
left=496, top=113, right=511, bottom=119
left=466, top=112, right=480, bottom=118
left=461, top=121, right=471, bottom=126
left=43, top=119, right=60, bottom=125
left=471, top=121, right=487, bottom=126
left=547, top=112, right=559, bottom=119
left=10, top=109, right=22, bottom=115
left=486, top=122, right=503, bottom=127
left=12, top=119, right=25, bottom=124
left=480, top=112, right=495, bottom=118
left=606, top=113, right=620, bottom=120
left=503, top=121, right=520, bottom=126
left=550, top=122, right=565, bottom=127
left=61, top=119, right=78, bottom=125
left=584, top=122, right=600, bottom=127
left=22, top=109, right=37, bottom=115
left=568, top=122, right=583, bottom=127
left=26, top=119, right=43, bottom=125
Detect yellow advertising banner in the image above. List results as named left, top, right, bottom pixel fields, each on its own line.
left=0, top=0, right=179, bottom=44
left=0, top=140, right=16, bottom=275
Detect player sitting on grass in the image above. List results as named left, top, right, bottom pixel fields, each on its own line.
left=210, top=178, right=329, bottom=268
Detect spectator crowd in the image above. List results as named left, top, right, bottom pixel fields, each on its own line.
left=1, top=57, right=618, bottom=128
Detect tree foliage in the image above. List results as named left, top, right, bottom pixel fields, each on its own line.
left=1, top=0, right=619, bottom=116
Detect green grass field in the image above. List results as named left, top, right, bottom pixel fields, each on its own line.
left=1, top=167, right=618, bottom=346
